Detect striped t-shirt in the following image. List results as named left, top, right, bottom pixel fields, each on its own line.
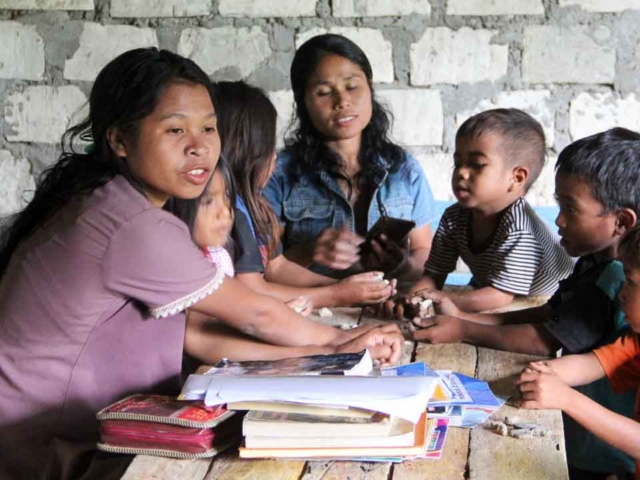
left=424, top=197, right=574, bottom=296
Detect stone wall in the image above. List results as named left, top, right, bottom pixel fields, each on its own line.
left=1, top=0, right=640, bottom=217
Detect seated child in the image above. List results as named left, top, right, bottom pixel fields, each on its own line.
left=170, top=158, right=313, bottom=315
left=411, top=127, right=640, bottom=478
left=211, top=80, right=395, bottom=308
left=517, top=223, right=640, bottom=480
left=415, top=108, right=574, bottom=312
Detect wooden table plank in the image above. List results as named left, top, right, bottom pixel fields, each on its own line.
left=394, top=342, right=477, bottom=479
left=468, top=347, right=568, bottom=480
left=308, top=307, right=362, bottom=329
left=120, top=456, right=212, bottom=480
left=302, top=460, right=392, bottom=480
left=391, top=428, right=469, bottom=480
left=415, top=343, right=477, bottom=377
left=206, top=450, right=305, bottom=480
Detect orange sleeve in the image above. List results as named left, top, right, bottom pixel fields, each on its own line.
left=593, top=332, right=640, bottom=394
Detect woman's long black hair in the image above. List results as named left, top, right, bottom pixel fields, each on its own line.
left=285, top=33, right=406, bottom=191
left=0, top=47, right=213, bottom=277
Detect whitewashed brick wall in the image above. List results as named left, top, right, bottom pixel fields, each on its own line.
left=5, top=86, right=87, bottom=144
left=410, top=28, right=509, bottom=85
left=559, top=0, right=640, bottom=12
left=2, top=1, right=640, bottom=212
left=0, top=0, right=93, bottom=10
left=178, top=27, right=271, bottom=78
left=64, top=24, right=158, bottom=81
left=333, top=0, right=431, bottom=17
left=111, top=0, right=210, bottom=17
left=522, top=26, right=616, bottom=85
left=219, top=0, right=316, bottom=17
left=446, top=0, right=544, bottom=16
left=0, top=22, right=45, bottom=80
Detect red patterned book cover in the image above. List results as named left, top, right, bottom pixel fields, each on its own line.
left=96, top=394, right=242, bottom=458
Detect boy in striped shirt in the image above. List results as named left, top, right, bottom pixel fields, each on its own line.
left=415, top=108, right=574, bottom=312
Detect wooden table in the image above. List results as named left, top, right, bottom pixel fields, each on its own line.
left=122, top=299, right=569, bottom=480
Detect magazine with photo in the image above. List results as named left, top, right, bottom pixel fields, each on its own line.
left=205, top=349, right=372, bottom=377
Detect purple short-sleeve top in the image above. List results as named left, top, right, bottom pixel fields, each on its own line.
left=0, top=175, right=223, bottom=478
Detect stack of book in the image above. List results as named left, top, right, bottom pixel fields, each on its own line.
left=179, top=351, right=440, bottom=461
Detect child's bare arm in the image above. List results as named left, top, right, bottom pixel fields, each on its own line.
left=236, top=271, right=394, bottom=307
left=442, top=286, right=514, bottom=312
left=540, top=354, right=607, bottom=386
left=412, top=317, right=561, bottom=356
left=517, top=361, right=640, bottom=461
left=411, top=290, right=552, bottom=325
left=185, top=311, right=404, bottom=365
left=184, top=314, right=332, bottom=363
left=265, top=254, right=335, bottom=287
left=411, top=274, right=443, bottom=292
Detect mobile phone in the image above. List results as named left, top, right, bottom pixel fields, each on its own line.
left=366, top=216, right=416, bottom=245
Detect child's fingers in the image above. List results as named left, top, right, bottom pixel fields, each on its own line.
left=528, top=361, right=550, bottom=372
left=515, top=371, right=539, bottom=385
left=518, top=399, right=542, bottom=410
left=413, top=316, right=436, bottom=328
left=516, top=380, right=537, bottom=394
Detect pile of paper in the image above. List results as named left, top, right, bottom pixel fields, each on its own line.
left=179, top=352, right=442, bottom=461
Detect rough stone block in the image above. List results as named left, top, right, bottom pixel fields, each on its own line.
left=178, top=27, right=271, bottom=78
left=111, top=0, right=209, bottom=17
left=4, top=86, right=87, bottom=144
left=377, top=89, right=443, bottom=146
left=559, top=0, right=640, bottom=12
left=410, top=27, right=508, bottom=85
left=268, top=90, right=295, bottom=149
left=569, top=92, right=640, bottom=141
left=0, top=150, right=35, bottom=217
left=333, top=0, right=431, bottom=17
left=456, top=90, right=555, bottom=147
left=0, top=21, right=45, bottom=80
left=526, top=156, right=557, bottom=207
left=219, top=0, right=316, bottom=17
left=297, top=27, right=393, bottom=83
left=64, top=23, right=158, bottom=81
left=522, top=26, right=615, bottom=84
left=447, top=0, right=544, bottom=15
left=0, top=0, right=93, bottom=10
left=410, top=150, right=455, bottom=202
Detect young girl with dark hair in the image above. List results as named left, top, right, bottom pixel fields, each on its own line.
left=0, top=48, right=402, bottom=479
left=211, top=80, right=397, bottom=308
left=263, top=34, right=436, bottom=290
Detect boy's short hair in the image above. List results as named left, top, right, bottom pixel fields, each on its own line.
left=456, top=108, right=546, bottom=190
left=619, top=224, right=640, bottom=270
left=556, top=127, right=640, bottom=218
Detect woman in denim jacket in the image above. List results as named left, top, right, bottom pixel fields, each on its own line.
left=264, top=34, right=436, bottom=289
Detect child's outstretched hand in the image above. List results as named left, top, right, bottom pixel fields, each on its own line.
left=409, top=289, right=460, bottom=318
left=515, top=361, right=573, bottom=410
left=409, top=315, right=467, bottom=344
left=313, top=226, right=363, bottom=270
left=286, top=296, right=313, bottom=316
left=335, top=323, right=404, bottom=366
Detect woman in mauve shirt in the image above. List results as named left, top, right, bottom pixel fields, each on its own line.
left=0, top=48, right=402, bottom=480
